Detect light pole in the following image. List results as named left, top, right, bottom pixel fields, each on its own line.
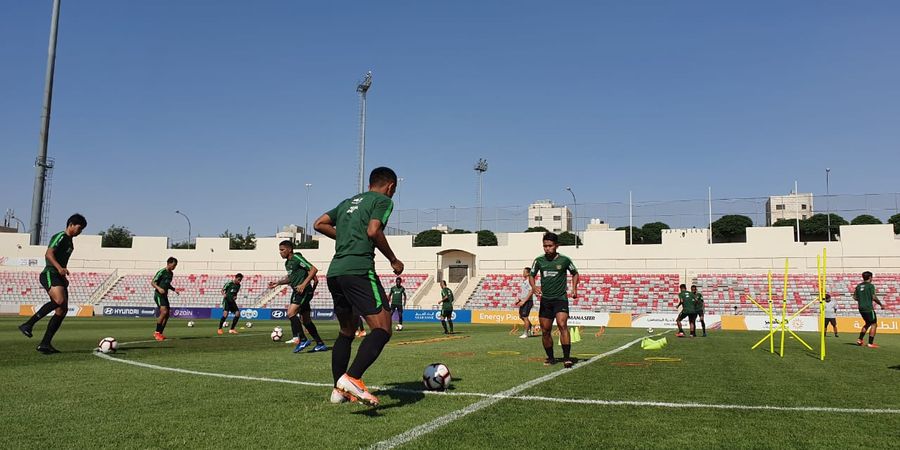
left=305, top=183, right=312, bottom=242
left=450, top=205, right=457, bottom=230
left=566, top=187, right=578, bottom=248
left=825, top=168, right=831, bottom=242
left=175, top=210, right=191, bottom=247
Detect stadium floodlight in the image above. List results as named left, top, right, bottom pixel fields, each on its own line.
left=175, top=210, right=192, bottom=247
left=305, top=183, right=312, bottom=241
left=825, top=168, right=831, bottom=242
left=565, top=187, right=578, bottom=248
left=357, top=71, right=373, bottom=194
left=474, top=159, right=488, bottom=230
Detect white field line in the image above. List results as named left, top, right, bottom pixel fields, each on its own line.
left=369, top=333, right=663, bottom=450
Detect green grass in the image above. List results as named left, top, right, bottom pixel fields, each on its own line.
left=1, top=317, right=897, bottom=449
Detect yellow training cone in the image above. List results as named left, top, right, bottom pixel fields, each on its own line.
left=571, top=326, right=582, bottom=343
left=641, top=337, right=668, bottom=350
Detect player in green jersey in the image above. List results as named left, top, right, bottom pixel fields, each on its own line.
left=389, top=277, right=407, bottom=331
left=529, top=232, right=579, bottom=368
left=675, top=284, right=697, bottom=337
left=852, top=271, right=884, bottom=348
left=314, top=167, right=403, bottom=407
left=19, top=213, right=87, bottom=354
left=437, top=280, right=454, bottom=334
left=268, top=241, right=326, bottom=353
left=151, top=257, right=179, bottom=341
left=217, top=273, right=243, bottom=335
left=691, top=285, right=707, bottom=337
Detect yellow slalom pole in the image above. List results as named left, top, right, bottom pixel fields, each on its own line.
left=768, top=271, right=774, bottom=353
left=780, top=259, right=788, bottom=357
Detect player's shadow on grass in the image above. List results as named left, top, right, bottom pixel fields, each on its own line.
left=352, top=378, right=465, bottom=416
left=889, top=365, right=900, bottom=371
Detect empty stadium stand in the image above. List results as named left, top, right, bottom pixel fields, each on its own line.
left=0, top=270, right=112, bottom=305
left=102, top=273, right=280, bottom=307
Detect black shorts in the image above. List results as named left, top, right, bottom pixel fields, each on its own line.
left=390, top=304, right=403, bottom=314
left=518, top=299, right=534, bottom=318
left=538, top=297, right=569, bottom=319
left=327, top=273, right=390, bottom=317
left=39, top=271, right=68, bottom=291
left=155, top=292, right=170, bottom=308
left=289, top=288, right=314, bottom=313
left=222, top=299, right=239, bottom=313
left=440, top=309, right=453, bottom=319
left=859, top=310, right=877, bottom=326
left=697, top=309, right=705, bottom=317
left=676, top=311, right=687, bottom=322
left=825, top=317, right=837, bottom=326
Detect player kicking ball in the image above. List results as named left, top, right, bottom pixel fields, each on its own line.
left=314, top=166, right=403, bottom=407
left=18, top=213, right=87, bottom=354
left=268, top=240, right=327, bottom=353
left=218, top=273, right=243, bottom=335
left=529, top=232, right=579, bottom=368
left=152, top=257, right=179, bottom=341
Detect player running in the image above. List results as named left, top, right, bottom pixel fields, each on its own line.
left=151, top=257, right=179, bottom=341
left=268, top=240, right=326, bottom=353
left=389, top=277, right=407, bottom=331
left=314, top=166, right=403, bottom=407
left=514, top=267, right=534, bottom=338
left=217, top=273, right=243, bottom=335
left=675, top=284, right=697, bottom=338
left=529, top=232, right=579, bottom=368
left=438, top=280, right=454, bottom=334
left=691, top=284, right=707, bottom=337
left=853, top=271, right=884, bottom=348
left=18, top=213, right=87, bottom=354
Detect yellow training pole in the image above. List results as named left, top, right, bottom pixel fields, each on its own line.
left=749, top=293, right=778, bottom=350
left=768, top=271, right=774, bottom=353
left=780, top=259, right=788, bottom=357
left=820, top=249, right=827, bottom=360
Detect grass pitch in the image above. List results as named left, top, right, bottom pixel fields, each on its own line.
left=0, top=317, right=897, bottom=449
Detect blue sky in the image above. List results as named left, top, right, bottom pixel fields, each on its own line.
left=2, top=1, right=899, bottom=240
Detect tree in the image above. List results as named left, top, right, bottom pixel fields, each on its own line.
left=449, top=228, right=472, bottom=234
left=800, top=213, right=847, bottom=241
left=171, top=240, right=194, bottom=249
left=640, top=222, right=670, bottom=244
left=525, top=226, right=549, bottom=233
left=711, top=215, right=753, bottom=243
left=851, top=214, right=882, bottom=225
left=477, top=230, right=498, bottom=246
left=557, top=231, right=582, bottom=246
left=99, top=225, right=133, bottom=248
left=296, top=240, right=319, bottom=249
left=890, top=213, right=900, bottom=234
left=220, top=227, right=256, bottom=250
left=413, top=229, right=442, bottom=247
left=616, top=226, right=643, bottom=244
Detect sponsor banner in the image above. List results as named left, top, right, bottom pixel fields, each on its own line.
left=20, top=304, right=93, bottom=317
left=470, top=309, right=632, bottom=327
left=169, top=307, right=212, bottom=319
left=100, top=305, right=157, bottom=317
left=720, top=315, right=818, bottom=332
left=469, top=309, right=529, bottom=325
left=0, top=257, right=41, bottom=267
left=211, top=308, right=271, bottom=320
left=0, top=304, right=20, bottom=314
left=312, top=309, right=336, bottom=321
left=632, top=313, right=720, bottom=330
left=403, top=309, right=472, bottom=323
left=567, top=312, right=610, bottom=327
left=836, top=316, right=900, bottom=334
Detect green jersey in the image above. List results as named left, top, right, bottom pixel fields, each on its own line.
left=285, top=253, right=313, bottom=288
left=153, top=268, right=174, bottom=293
left=43, top=231, right=74, bottom=276
left=854, top=282, right=876, bottom=312
left=678, top=291, right=696, bottom=314
left=390, top=286, right=406, bottom=307
left=529, top=253, right=578, bottom=299
left=222, top=281, right=241, bottom=302
left=694, top=292, right=704, bottom=311
left=440, top=287, right=454, bottom=311
left=325, top=191, right=394, bottom=277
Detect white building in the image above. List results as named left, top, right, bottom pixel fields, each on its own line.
left=766, top=193, right=814, bottom=226
left=528, top=200, right=572, bottom=233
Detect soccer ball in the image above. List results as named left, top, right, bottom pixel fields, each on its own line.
left=647, top=328, right=654, bottom=334
left=395, top=324, right=403, bottom=331
left=246, top=322, right=253, bottom=328
left=271, top=326, right=284, bottom=342
left=187, top=321, right=195, bottom=327
left=97, top=337, right=118, bottom=354
left=422, top=363, right=451, bottom=391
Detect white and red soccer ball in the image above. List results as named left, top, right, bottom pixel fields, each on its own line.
left=422, top=363, right=451, bottom=391
left=97, top=337, right=118, bottom=354
left=271, top=326, right=284, bottom=342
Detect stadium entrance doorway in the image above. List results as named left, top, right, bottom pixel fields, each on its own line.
left=436, top=249, right=475, bottom=283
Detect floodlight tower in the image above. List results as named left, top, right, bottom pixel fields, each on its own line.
left=356, top=71, right=373, bottom=193
left=474, top=158, right=488, bottom=230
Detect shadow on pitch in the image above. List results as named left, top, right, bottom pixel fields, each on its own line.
left=352, top=378, right=465, bottom=416
left=889, top=365, right=900, bottom=371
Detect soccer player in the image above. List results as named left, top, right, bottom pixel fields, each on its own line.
left=691, top=284, right=707, bottom=337
left=314, top=166, right=403, bottom=407
left=513, top=267, right=534, bottom=338
left=823, top=294, right=838, bottom=337
left=18, top=213, right=87, bottom=354
left=852, top=271, right=884, bottom=348
left=151, top=257, right=179, bottom=341
left=267, top=240, right=326, bottom=353
left=217, top=273, right=243, bottom=335
left=438, top=280, right=454, bottom=334
left=675, top=284, right=697, bottom=337
left=529, top=232, right=579, bottom=368
left=389, top=277, right=407, bottom=331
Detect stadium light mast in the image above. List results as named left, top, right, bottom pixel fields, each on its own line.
left=825, top=168, right=831, bottom=242
left=474, top=159, right=488, bottom=230
left=29, top=0, right=62, bottom=245
left=304, top=183, right=312, bottom=241
left=175, top=210, right=191, bottom=247
left=566, top=187, right=578, bottom=248
left=356, top=71, right=372, bottom=194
